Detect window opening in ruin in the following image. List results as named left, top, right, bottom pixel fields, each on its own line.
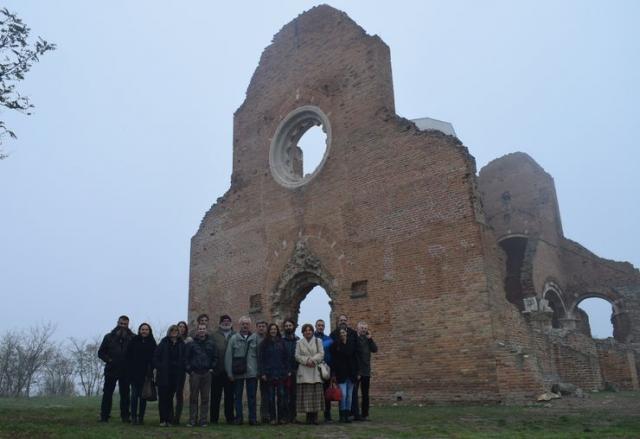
left=350, top=280, right=368, bottom=298
left=296, top=285, right=332, bottom=337
left=270, top=105, right=332, bottom=188
left=499, top=237, right=527, bottom=310
left=576, top=297, right=614, bottom=339
left=543, top=289, right=566, bottom=329
left=297, top=124, right=328, bottom=177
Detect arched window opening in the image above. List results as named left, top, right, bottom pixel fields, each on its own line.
left=499, top=237, right=528, bottom=310
left=296, top=285, right=332, bottom=337
left=577, top=297, right=613, bottom=339
left=543, top=289, right=566, bottom=329
left=296, top=124, right=328, bottom=178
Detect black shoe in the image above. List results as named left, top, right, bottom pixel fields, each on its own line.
left=234, top=419, right=243, bottom=425
left=98, top=417, right=109, bottom=423
left=249, top=420, right=258, bottom=426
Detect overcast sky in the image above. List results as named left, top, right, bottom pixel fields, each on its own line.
left=1, top=1, right=638, bottom=341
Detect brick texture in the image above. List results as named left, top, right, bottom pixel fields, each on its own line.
left=189, top=6, right=639, bottom=402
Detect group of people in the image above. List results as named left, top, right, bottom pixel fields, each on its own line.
left=97, top=312, right=377, bottom=427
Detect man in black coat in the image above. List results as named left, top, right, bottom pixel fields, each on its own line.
left=98, top=315, right=134, bottom=422
left=354, top=321, right=378, bottom=421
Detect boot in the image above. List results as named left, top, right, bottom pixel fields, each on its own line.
left=305, top=413, right=312, bottom=424
left=311, top=412, right=319, bottom=425
left=339, top=410, right=346, bottom=423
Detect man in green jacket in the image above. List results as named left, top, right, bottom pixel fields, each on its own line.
left=225, top=316, right=259, bottom=425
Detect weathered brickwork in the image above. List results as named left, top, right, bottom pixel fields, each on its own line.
left=189, top=6, right=639, bottom=402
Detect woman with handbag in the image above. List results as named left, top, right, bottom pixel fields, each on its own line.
left=294, top=323, right=325, bottom=425
left=258, top=323, right=289, bottom=424
left=330, top=327, right=357, bottom=423
left=154, top=324, right=186, bottom=426
left=126, top=323, right=157, bottom=425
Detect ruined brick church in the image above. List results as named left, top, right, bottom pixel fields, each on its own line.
left=189, top=5, right=639, bottom=402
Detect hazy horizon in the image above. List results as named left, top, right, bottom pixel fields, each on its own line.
left=1, top=1, right=638, bottom=342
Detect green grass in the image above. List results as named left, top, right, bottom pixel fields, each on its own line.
left=0, top=393, right=639, bottom=438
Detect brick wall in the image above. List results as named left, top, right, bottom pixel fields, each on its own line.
left=189, top=5, right=639, bottom=403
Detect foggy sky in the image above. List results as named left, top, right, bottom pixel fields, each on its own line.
left=1, top=1, right=638, bottom=341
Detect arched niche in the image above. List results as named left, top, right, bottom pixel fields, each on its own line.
left=542, top=283, right=567, bottom=329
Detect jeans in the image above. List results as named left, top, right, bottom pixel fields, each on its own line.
left=234, top=377, right=257, bottom=423
left=265, top=378, right=286, bottom=422
left=339, top=379, right=354, bottom=411
left=189, top=371, right=212, bottom=425
left=100, top=373, right=130, bottom=421
left=130, top=382, right=146, bottom=421
left=211, top=372, right=234, bottom=423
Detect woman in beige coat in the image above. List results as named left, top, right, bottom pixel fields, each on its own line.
left=294, top=323, right=325, bottom=424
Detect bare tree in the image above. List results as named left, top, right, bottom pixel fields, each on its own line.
left=0, top=330, right=19, bottom=395
left=69, top=336, right=103, bottom=397
left=40, top=344, right=75, bottom=396
left=0, top=323, right=56, bottom=396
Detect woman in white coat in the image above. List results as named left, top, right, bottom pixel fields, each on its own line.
left=294, top=323, right=325, bottom=424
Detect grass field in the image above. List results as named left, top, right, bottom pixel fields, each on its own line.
left=1, top=392, right=639, bottom=438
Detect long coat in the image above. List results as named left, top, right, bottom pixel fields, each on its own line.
left=331, top=338, right=358, bottom=384
left=258, top=337, right=288, bottom=380
left=153, top=336, right=186, bottom=387
left=295, top=336, right=324, bottom=384
left=126, top=335, right=157, bottom=387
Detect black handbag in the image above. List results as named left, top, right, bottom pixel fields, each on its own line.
left=141, top=376, right=157, bottom=401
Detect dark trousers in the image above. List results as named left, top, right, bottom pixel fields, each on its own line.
left=351, top=378, right=358, bottom=416
left=353, top=376, right=371, bottom=418
left=210, top=372, right=234, bottom=423
left=189, top=371, right=211, bottom=425
left=322, top=380, right=332, bottom=420
left=130, top=382, right=147, bottom=421
left=234, top=377, right=257, bottom=423
left=284, top=375, right=296, bottom=422
left=100, top=374, right=130, bottom=421
left=259, top=378, right=268, bottom=421
left=265, top=379, right=286, bottom=422
left=175, top=373, right=186, bottom=423
left=158, top=376, right=177, bottom=423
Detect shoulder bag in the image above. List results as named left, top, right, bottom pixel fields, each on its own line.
left=315, top=338, right=331, bottom=381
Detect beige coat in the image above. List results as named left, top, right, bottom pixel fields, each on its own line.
left=295, top=336, right=324, bottom=384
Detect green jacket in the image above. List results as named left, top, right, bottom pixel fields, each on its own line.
left=224, top=332, right=258, bottom=379
left=211, top=328, right=234, bottom=375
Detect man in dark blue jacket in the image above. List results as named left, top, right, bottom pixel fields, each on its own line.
left=315, top=319, right=333, bottom=422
